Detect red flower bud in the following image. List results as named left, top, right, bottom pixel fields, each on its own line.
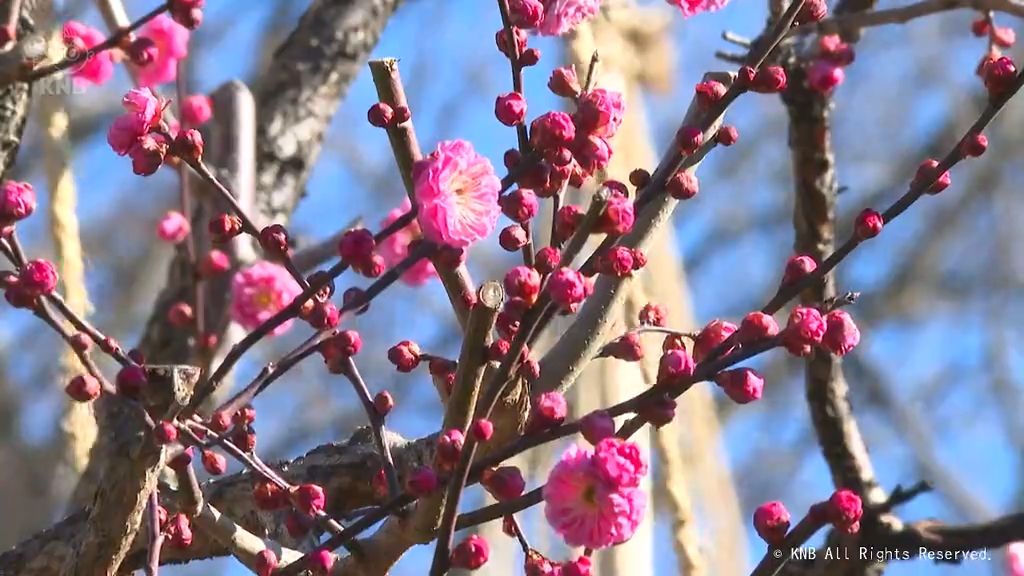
left=495, top=92, right=528, bottom=126
left=66, top=374, right=101, bottom=402
left=201, top=449, right=227, bottom=475
left=471, top=418, right=494, bottom=442
left=116, top=365, right=147, bottom=398
left=854, top=208, right=883, bottom=240
left=482, top=466, right=525, bottom=501
left=548, top=66, right=581, bottom=98
left=714, top=367, right=765, bottom=404
left=258, top=224, right=290, bottom=259
left=373, top=390, right=394, bottom=416
left=406, top=465, right=439, bottom=496
left=753, top=501, right=791, bottom=545
left=666, top=171, right=699, bottom=200
left=367, top=102, right=394, bottom=128
left=580, top=410, right=615, bottom=445
left=208, top=213, right=242, bottom=243
left=291, top=483, right=326, bottom=516
left=154, top=420, right=178, bottom=444
left=451, top=535, right=490, bottom=570
left=387, top=340, right=421, bottom=372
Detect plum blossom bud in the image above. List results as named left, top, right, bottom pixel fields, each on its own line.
left=436, top=428, right=465, bottom=468
left=343, top=287, right=370, bottom=315
left=259, top=224, right=290, bottom=258
left=165, top=513, right=193, bottom=549
left=855, top=208, right=883, bottom=240
left=499, top=224, right=529, bottom=251
left=309, top=550, right=336, bottom=574
left=751, top=66, right=788, bottom=93
left=130, top=134, right=169, bottom=176
left=639, top=393, right=677, bottom=427
left=807, top=59, right=844, bottom=94
left=667, top=171, right=699, bottom=200
left=913, top=158, right=951, bottom=195
left=520, top=47, right=541, bottom=66
left=209, top=410, right=231, bottom=432
left=555, top=204, right=584, bottom=241
left=233, top=405, right=256, bottom=426
left=737, top=311, right=779, bottom=343
left=509, top=0, right=544, bottom=27
left=595, top=190, right=634, bottom=235
left=581, top=410, right=616, bottom=444
left=693, top=319, right=738, bottom=362
left=338, top=228, right=376, bottom=265
left=156, top=211, right=190, bottom=244
left=529, top=391, right=567, bottom=431
left=199, top=249, right=230, bottom=277
left=254, top=549, right=279, bottom=576
left=827, top=489, right=863, bottom=534
left=639, top=303, right=667, bottom=326
left=167, top=301, right=194, bottom=327
left=406, top=465, right=439, bottom=496
left=451, top=535, right=490, bottom=570
left=232, top=426, right=257, bottom=452
left=530, top=112, right=576, bottom=152
left=961, top=133, right=988, bottom=158
left=154, top=421, right=177, bottom=444
left=783, top=254, right=817, bottom=285
left=822, top=309, right=860, bottom=356
left=547, top=267, right=587, bottom=310
left=173, top=129, right=204, bottom=162
left=393, top=105, right=411, bottom=124
left=819, top=35, right=855, bottom=65
left=753, top=501, right=791, bottom=545
left=19, top=259, right=58, bottom=296
left=716, top=125, right=740, bottom=146
left=501, top=189, right=539, bottom=223
left=548, top=66, right=581, bottom=98
left=116, top=365, right=147, bottom=398
left=291, top=483, right=326, bottom=516
left=714, top=367, right=764, bottom=404
left=472, top=418, right=494, bottom=442
left=495, top=92, right=528, bottom=126
left=573, top=135, right=612, bottom=174
left=69, top=332, right=90, bottom=353
left=367, top=102, right=394, bottom=127
left=306, top=300, right=340, bottom=330
left=387, top=340, right=421, bottom=372
left=252, top=480, right=288, bottom=510
left=971, top=17, right=990, bottom=36
left=201, top=449, right=227, bottom=475
left=0, top=181, right=36, bottom=224
left=983, top=56, right=1017, bottom=100
left=783, top=306, right=826, bottom=355
left=66, top=374, right=101, bottom=402
left=629, top=170, right=652, bottom=191
left=373, top=391, right=394, bottom=416
left=695, top=80, right=727, bottom=109
left=597, top=246, right=635, bottom=278
left=657, top=349, right=695, bottom=386
left=534, top=246, right=561, bottom=274
left=795, top=0, right=828, bottom=24
left=575, top=88, right=625, bottom=138
left=604, top=331, right=644, bottom=361
left=482, top=466, right=526, bottom=501
left=209, top=213, right=243, bottom=243
left=675, top=125, right=703, bottom=154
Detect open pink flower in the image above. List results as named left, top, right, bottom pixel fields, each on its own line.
left=538, top=0, right=603, bottom=36
left=108, top=88, right=164, bottom=156
left=543, top=442, right=647, bottom=549
left=62, top=21, right=113, bottom=87
left=665, top=0, right=730, bottom=17
left=137, top=14, right=189, bottom=87
left=413, top=140, right=500, bottom=248
left=230, top=261, right=302, bottom=335
left=379, top=199, right=436, bottom=286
